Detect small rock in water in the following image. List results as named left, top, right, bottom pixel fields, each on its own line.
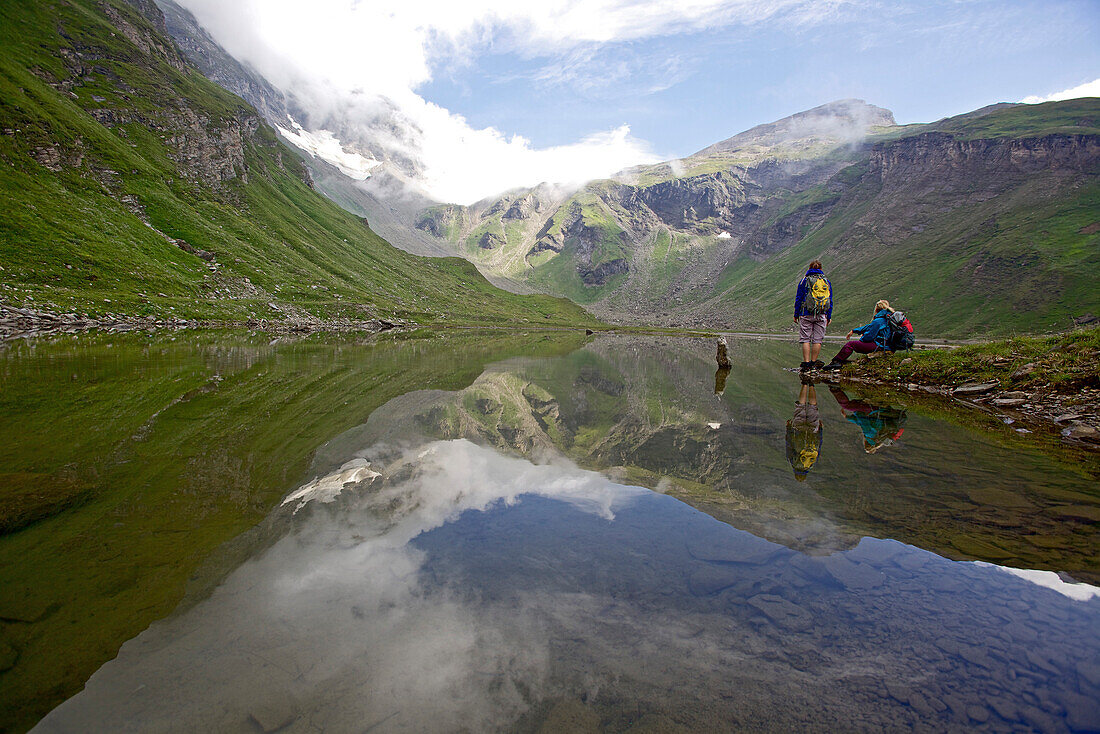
left=822, top=555, right=885, bottom=590
left=966, top=705, right=990, bottom=723
left=715, top=337, right=731, bottom=368
left=1063, top=424, right=1100, bottom=442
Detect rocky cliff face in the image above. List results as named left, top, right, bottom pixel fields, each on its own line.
left=869, top=132, right=1100, bottom=189
left=153, top=0, right=297, bottom=125
left=33, top=0, right=305, bottom=194
left=417, top=142, right=854, bottom=308
left=637, top=171, right=748, bottom=229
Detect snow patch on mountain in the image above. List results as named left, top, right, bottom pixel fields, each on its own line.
left=275, top=116, right=381, bottom=181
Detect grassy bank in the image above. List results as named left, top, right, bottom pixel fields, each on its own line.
left=842, top=328, right=1100, bottom=394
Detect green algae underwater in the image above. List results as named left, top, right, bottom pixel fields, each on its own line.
left=1, top=330, right=1098, bottom=732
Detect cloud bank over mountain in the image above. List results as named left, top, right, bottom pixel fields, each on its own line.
left=173, top=0, right=847, bottom=204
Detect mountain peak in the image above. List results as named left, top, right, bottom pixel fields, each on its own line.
left=694, top=99, right=896, bottom=157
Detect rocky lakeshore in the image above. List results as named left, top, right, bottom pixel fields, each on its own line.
left=0, top=304, right=408, bottom=342
left=823, top=329, right=1100, bottom=452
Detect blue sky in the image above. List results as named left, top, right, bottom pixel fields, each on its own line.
left=183, top=0, right=1100, bottom=203
left=417, top=0, right=1100, bottom=157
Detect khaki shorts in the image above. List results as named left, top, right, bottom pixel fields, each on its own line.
left=792, top=403, right=821, bottom=427
left=797, top=315, right=828, bottom=343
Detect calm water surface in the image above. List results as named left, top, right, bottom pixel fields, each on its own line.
left=1, top=331, right=1097, bottom=733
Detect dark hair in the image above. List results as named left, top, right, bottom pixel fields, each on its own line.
left=808, top=260, right=823, bottom=270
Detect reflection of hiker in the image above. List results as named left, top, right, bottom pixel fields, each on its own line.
left=793, top=260, right=832, bottom=372
left=785, top=376, right=823, bottom=481
left=822, top=299, right=893, bottom=370
left=829, top=386, right=907, bottom=453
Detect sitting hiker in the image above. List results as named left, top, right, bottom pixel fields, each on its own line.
left=822, top=299, right=894, bottom=370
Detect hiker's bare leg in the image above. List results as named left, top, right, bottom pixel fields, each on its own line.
left=808, top=385, right=817, bottom=406
left=810, top=342, right=822, bottom=361
left=798, top=384, right=810, bottom=404
left=801, top=342, right=812, bottom=362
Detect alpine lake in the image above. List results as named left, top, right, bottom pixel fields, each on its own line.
left=1, top=329, right=1097, bottom=733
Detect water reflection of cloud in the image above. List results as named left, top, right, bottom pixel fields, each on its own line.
left=35, top=440, right=647, bottom=733
left=34, top=440, right=1100, bottom=733
left=976, top=563, right=1100, bottom=602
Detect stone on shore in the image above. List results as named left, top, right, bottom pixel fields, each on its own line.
left=953, top=382, right=998, bottom=396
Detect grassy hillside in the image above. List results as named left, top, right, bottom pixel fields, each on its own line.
left=707, top=100, right=1100, bottom=337
left=0, top=0, right=595, bottom=327
left=527, top=194, right=631, bottom=304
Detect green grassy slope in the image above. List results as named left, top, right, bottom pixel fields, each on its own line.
left=0, top=0, right=594, bottom=326
left=708, top=100, right=1100, bottom=337
left=526, top=194, right=631, bottom=304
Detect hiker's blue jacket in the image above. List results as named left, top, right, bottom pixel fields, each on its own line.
left=794, top=268, right=832, bottom=319
left=853, top=310, right=892, bottom=348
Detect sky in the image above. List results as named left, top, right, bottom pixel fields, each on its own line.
left=177, top=0, right=1100, bottom=204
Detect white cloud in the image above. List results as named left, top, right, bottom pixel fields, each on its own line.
left=1020, top=77, right=1100, bottom=104
left=176, top=0, right=855, bottom=203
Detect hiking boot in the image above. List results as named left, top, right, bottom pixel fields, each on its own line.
left=799, top=361, right=811, bottom=372
left=813, top=360, right=825, bottom=369
left=821, top=360, right=844, bottom=372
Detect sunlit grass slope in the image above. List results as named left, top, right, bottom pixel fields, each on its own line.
left=0, top=0, right=595, bottom=326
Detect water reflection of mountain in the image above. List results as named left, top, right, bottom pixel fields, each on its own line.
left=34, top=439, right=1100, bottom=734
left=320, top=335, right=1099, bottom=583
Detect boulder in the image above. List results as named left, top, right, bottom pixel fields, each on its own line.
left=953, top=382, right=998, bottom=396
left=1063, top=424, right=1100, bottom=443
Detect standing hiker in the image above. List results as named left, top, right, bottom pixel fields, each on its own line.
left=793, top=260, right=832, bottom=372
